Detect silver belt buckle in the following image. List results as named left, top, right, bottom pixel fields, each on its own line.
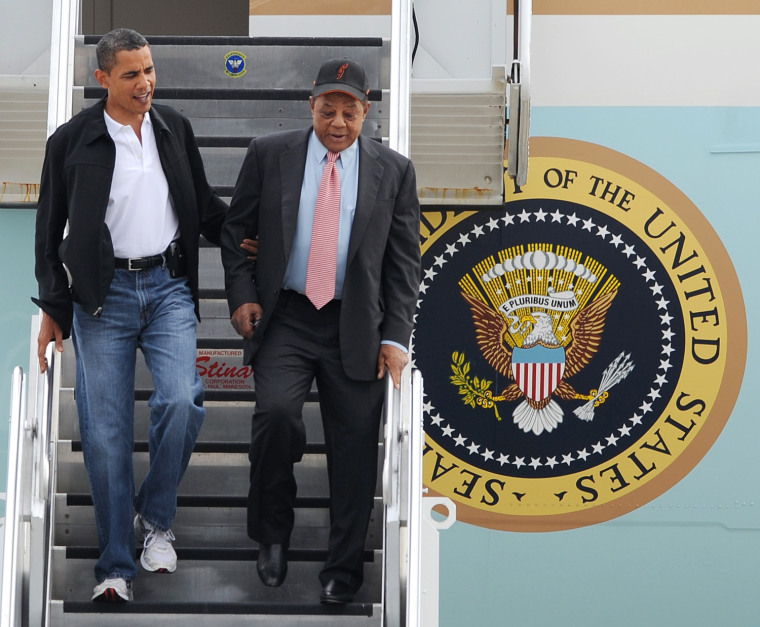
left=127, top=258, right=140, bottom=271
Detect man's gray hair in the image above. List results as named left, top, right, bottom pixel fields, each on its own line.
left=96, top=28, right=149, bottom=73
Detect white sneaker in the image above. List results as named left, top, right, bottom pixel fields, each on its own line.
left=134, top=513, right=177, bottom=573
left=92, top=577, right=133, bottom=602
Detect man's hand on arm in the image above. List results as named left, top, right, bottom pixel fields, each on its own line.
left=240, top=237, right=258, bottom=261
left=231, top=302, right=264, bottom=339
left=38, top=311, right=64, bottom=374
left=377, top=343, right=409, bottom=390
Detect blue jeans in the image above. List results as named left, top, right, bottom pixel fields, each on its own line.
left=72, top=266, right=204, bottom=583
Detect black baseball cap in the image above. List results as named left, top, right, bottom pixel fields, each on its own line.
left=312, top=58, right=369, bottom=101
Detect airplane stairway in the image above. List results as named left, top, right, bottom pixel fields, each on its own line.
left=47, top=34, right=395, bottom=625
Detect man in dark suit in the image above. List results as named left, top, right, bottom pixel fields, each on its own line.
left=221, top=58, right=421, bottom=605
left=34, top=28, right=227, bottom=602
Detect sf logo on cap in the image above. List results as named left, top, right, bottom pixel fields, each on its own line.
left=337, top=63, right=348, bottom=79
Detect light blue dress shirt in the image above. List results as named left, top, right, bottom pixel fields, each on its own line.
left=282, top=132, right=408, bottom=354
left=282, top=131, right=358, bottom=299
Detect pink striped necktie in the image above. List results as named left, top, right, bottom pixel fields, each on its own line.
left=305, top=150, right=341, bottom=309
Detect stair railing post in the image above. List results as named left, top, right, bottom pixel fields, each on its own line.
left=382, top=370, right=404, bottom=625
left=28, top=318, right=60, bottom=627
left=1, top=366, right=27, bottom=626
left=389, top=0, right=413, bottom=158
left=404, top=369, right=424, bottom=626
left=47, top=0, right=79, bottom=136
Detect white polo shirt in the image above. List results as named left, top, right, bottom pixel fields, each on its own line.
left=103, top=110, right=180, bottom=259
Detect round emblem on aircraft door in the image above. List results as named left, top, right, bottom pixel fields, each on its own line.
left=224, top=51, right=247, bottom=78
left=414, top=138, right=746, bottom=531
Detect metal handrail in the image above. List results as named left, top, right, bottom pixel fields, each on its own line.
left=29, top=336, right=59, bottom=627
left=381, top=370, right=403, bottom=626
left=381, top=366, right=425, bottom=626
left=1, top=366, right=27, bottom=625
left=506, top=0, right=532, bottom=187
left=0, top=316, right=59, bottom=627
left=381, top=373, right=401, bottom=508
left=47, top=0, right=78, bottom=136
left=389, top=0, right=413, bottom=158
left=405, top=369, right=424, bottom=626
left=383, top=1, right=422, bottom=622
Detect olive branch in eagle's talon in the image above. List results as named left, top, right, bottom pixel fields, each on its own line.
left=450, top=351, right=503, bottom=421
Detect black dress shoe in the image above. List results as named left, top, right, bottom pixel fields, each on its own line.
left=320, top=579, right=355, bottom=605
left=257, top=543, right=287, bottom=587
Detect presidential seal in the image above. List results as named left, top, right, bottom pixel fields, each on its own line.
left=414, top=138, right=746, bottom=531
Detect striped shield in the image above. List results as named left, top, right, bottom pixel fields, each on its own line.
left=511, top=345, right=566, bottom=403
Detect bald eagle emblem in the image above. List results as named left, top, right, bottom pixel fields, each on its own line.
left=452, top=248, right=635, bottom=435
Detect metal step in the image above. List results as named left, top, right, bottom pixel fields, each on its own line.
left=71, top=90, right=388, bottom=136
left=57, top=397, right=326, bottom=447
left=56, top=445, right=336, bottom=496
left=50, top=548, right=382, bottom=626
left=198, top=246, right=227, bottom=291
left=50, top=603, right=381, bottom=627
left=55, top=445, right=383, bottom=500
left=58, top=344, right=254, bottom=390
left=74, top=36, right=389, bottom=92
left=54, top=494, right=384, bottom=551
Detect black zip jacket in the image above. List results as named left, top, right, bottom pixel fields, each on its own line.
left=33, top=97, right=227, bottom=337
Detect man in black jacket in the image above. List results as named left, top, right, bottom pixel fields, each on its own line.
left=33, top=28, right=227, bottom=603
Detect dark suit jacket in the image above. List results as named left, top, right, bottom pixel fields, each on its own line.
left=33, top=97, right=227, bottom=337
left=221, top=127, right=421, bottom=381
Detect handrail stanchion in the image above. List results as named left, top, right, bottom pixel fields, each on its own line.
left=382, top=371, right=403, bottom=626
left=1, top=366, right=27, bottom=626
left=29, top=340, right=58, bottom=627
left=0, top=315, right=60, bottom=626
left=384, top=0, right=415, bottom=620
left=405, top=369, right=424, bottom=626
left=47, top=0, right=78, bottom=136
left=382, top=365, right=427, bottom=626
left=389, top=0, right=412, bottom=158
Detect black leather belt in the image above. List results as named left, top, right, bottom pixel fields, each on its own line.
left=114, top=252, right=165, bottom=271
